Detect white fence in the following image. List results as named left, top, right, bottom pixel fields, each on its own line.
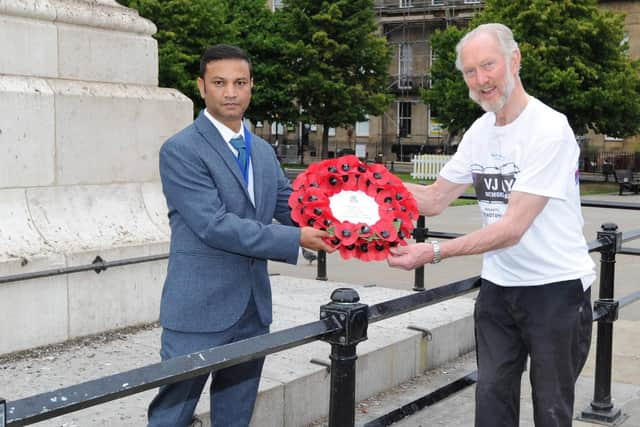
left=411, top=154, right=452, bottom=180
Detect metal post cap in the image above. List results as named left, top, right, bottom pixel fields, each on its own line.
left=601, top=223, right=618, bottom=231
left=330, top=288, right=360, bottom=304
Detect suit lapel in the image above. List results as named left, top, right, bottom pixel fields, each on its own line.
left=194, top=112, right=254, bottom=205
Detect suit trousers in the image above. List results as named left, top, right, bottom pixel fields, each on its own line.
left=147, top=295, right=269, bottom=427
left=474, top=279, right=592, bottom=427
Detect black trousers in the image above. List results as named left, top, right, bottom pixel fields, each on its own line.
left=474, top=279, right=592, bottom=427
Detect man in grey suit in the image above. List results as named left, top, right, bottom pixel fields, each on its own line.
left=147, top=44, right=334, bottom=427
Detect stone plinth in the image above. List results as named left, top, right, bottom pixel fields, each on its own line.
left=0, top=0, right=192, bottom=354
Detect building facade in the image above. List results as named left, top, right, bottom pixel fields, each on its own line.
left=371, top=0, right=482, bottom=161
left=588, top=0, right=640, bottom=156
left=261, top=0, right=638, bottom=163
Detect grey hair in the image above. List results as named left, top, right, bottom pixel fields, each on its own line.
left=455, top=23, right=519, bottom=72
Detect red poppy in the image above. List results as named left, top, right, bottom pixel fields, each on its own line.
left=334, top=155, right=362, bottom=175
left=340, top=173, right=360, bottom=191
left=374, top=188, right=396, bottom=208
left=390, top=201, right=415, bottom=229
left=317, top=171, right=343, bottom=193
left=333, top=221, right=359, bottom=246
left=287, top=155, right=418, bottom=262
left=366, top=163, right=392, bottom=186
left=371, top=221, right=398, bottom=242
left=339, top=243, right=358, bottom=260
left=291, top=173, right=307, bottom=191
left=356, top=222, right=374, bottom=240
left=356, top=240, right=389, bottom=262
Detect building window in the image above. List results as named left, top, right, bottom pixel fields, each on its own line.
left=328, top=127, right=336, bottom=137
left=398, top=102, right=412, bottom=137
left=398, top=43, right=413, bottom=89
left=464, top=0, right=481, bottom=3
left=400, top=0, right=413, bottom=7
left=431, top=0, right=444, bottom=5
left=428, top=43, right=438, bottom=88
left=271, top=0, right=283, bottom=11
left=356, top=117, right=370, bottom=137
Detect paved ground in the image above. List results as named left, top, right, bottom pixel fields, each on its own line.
left=2, top=192, right=638, bottom=427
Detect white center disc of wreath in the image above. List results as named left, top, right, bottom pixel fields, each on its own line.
left=329, top=190, right=380, bottom=225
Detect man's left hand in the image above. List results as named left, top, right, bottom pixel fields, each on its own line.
left=387, top=243, right=433, bottom=270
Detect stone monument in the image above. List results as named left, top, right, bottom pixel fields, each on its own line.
left=0, top=0, right=192, bottom=353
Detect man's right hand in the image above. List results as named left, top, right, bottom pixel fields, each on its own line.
left=300, top=227, right=336, bottom=253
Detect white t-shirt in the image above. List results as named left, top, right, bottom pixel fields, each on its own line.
left=440, top=97, right=595, bottom=288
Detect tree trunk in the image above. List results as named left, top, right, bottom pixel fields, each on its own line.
left=321, top=125, right=329, bottom=159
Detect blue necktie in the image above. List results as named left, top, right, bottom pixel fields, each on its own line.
left=229, top=136, right=247, bottom=176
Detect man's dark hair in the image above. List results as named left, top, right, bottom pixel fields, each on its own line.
left=199, top=44, right=253, bottom=78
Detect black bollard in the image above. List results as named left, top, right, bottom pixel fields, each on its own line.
left=320, top=288, right=368, bottom=427
left=413, top=215, right=427, bottom=292
left=316, top=250, right=328, bottom=281
left=579, top=223, right=625, bottom=424
left=1, top=397, right=5, bottom=427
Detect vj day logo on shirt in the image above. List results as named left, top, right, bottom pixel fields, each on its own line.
left=471, top=162, right=521, bottom=204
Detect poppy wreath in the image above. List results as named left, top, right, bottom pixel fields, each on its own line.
left=289, top=155, right=419, bottom=261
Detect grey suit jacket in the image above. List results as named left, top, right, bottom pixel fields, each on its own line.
left=158, top=112, right=300, bottom=333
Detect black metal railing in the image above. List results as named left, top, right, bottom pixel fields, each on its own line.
left=0, top=254, right=169, bottom=285
left=1, top=276, right=482, bottom=426
left=2, top=320, right=340, bottom=426
left=578, top=223, right=634, bottom=425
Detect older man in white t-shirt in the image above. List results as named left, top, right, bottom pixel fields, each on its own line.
left=388, top=23, right=594, bottom=427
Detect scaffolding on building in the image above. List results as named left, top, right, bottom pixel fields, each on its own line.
left=373, top=0, right=483, bottom=160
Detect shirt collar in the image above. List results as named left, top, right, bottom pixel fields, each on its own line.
left=203, top=110, right=243, bottom=143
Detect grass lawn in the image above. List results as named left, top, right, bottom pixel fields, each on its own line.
left=578, top=182, right=619, bottom=196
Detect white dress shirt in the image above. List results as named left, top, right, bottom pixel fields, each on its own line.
left=204, top=110, right=255, bottom=205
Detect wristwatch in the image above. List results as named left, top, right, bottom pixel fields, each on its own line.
left=430, top=240, right=441, bottom=264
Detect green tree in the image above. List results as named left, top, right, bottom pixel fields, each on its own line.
left=423, top=0, right=640, bottom=139
left=119, top=0, right=297, bottom=124
left=225, top=0, right=300, bottom=127
left=421, top=26, right=482, bottom=140
left=279, top=0, right=393, bottom=159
